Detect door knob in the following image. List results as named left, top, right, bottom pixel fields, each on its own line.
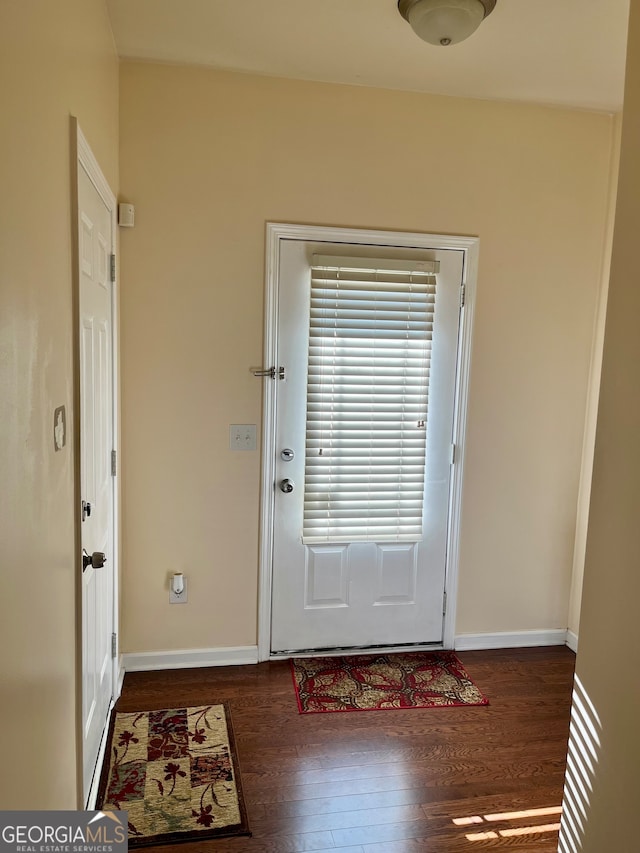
left=280, top=478, right=294, bottom=494
left=83, top=549, right=107, bottom=571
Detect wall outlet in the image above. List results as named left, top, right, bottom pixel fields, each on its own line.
left=169, top=576, right=188, bottom=604
left=230, top=424, right=257, bottom=451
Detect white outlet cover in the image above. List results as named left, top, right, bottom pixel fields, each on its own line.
left=230, top=424, right=257, bottom=451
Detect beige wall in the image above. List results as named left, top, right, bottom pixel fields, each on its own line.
left=119, top=62, right=617, bottom=654
left=0, top=1, right=118, bottom=807
left=560, top=2, right=640, bottom=849
left=566, top=113, right=622, bottom=640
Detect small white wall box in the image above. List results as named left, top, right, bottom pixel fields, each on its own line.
left=118, top=203, right=135, bottom=227
left=170, top=572, right=188, bottom=604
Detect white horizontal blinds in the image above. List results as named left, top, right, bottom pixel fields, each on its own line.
left=303, top=254, right=439, bottom=543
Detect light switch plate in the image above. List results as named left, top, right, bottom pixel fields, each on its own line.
left=230, top=424, right=257, bottom=451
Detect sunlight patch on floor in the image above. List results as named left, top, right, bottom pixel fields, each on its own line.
left=454, top=804, right=563, bottom=843
left=485, top=806, right=562, bottom=822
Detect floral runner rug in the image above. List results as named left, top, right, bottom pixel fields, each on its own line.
left=96, top=703, right=250, bottom=847
left=291, top=651, right=489, bottom=714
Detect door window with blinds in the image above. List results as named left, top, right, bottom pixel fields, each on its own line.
left=303, top=255, right=439, bottom=544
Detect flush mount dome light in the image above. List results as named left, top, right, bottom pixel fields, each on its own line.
left=398, top=0, right=496, bottom=46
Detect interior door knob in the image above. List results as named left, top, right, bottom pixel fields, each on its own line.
left=83, top=549, right=107, bottom=571
left=280, top=478, right=294, bottom=493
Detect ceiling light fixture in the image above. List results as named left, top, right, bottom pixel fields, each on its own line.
left=398, top=0, right=496, bottom=47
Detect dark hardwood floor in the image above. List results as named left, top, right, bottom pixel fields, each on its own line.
left=117, top=646, right=574, bottom=852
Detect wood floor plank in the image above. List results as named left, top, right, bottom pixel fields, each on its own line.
left=330, top=817, right=439, bottom=847
left=248, top=778, right=564, bottom=821
left=306, top=737, right=565, bottom=769
left=243, top=755, right=564, bottom=795
left=251, top=803, right=426, bottom=837
left=358, top=830, right=560, bottom=852
left=117, top=646, right=574, bottom=852
left=245, top=771, right=567, bottom=807
left=251, top=786, right=462, bottom=819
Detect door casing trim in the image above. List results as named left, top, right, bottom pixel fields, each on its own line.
left=258, top=223, right=479, bottom=662
left=72, top=119, right=120, bottom=805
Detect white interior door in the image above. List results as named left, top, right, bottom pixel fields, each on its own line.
left=79, top=163, right=115, bottom=802
left=270, top=239, right=464, bottom=653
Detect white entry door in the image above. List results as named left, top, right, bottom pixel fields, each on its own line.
left=78, top=160, right=115, bottom=802
left=270, top=239, right=464, bottom=653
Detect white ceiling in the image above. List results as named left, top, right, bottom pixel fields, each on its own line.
left=106, top=0, right=630, bottom=112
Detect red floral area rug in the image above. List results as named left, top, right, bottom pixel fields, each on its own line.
left=96, top=703, right=250, bottom=848
left=291, top=651, right=489, bottom=714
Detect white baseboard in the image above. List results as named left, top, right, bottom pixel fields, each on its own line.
left=115, top=656, right=125, bottom=696
left=122, top=645, right=259, bottom=672
left=454, top=629, right=569, bottom=651
left=122, top=633, right=577, bottom=671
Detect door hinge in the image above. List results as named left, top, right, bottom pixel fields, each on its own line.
left=110, top=253, right=116, bottom=283
left=111, top=633, right=117, bottom=658
left=460, top=283, right=466, bottom=308
left=111, top=449, right=117, bottom=476
left=443, top=591, right=447, bottom=616
left=450, top=443, right=456, bottom=465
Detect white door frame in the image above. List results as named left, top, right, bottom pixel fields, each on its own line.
left=72, top=119, right=121, bottom=805
left=257, top=223, right=479, bottom=662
